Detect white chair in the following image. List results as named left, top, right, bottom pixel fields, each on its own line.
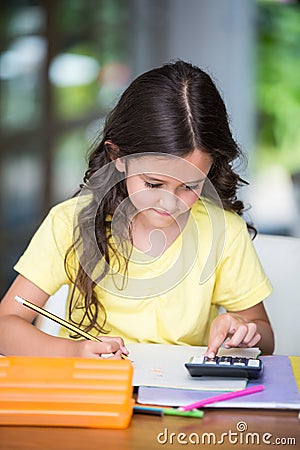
left=35, top=285, right=69, bottom=336
left=253, top=234, right=300, bottom=356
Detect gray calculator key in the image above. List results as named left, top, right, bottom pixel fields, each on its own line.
left=247, top=359, right=261, bottom=367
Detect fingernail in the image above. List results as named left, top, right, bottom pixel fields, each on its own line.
left=208, top=352, right=215, bottom=358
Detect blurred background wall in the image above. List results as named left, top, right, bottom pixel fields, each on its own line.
left=0, top=0, right=300, bottom=297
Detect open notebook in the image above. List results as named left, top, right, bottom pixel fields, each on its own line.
left=127, top=343, right=260, bottom=392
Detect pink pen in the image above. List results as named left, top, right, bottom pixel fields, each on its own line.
left=178, top=384, right=265, bottom=412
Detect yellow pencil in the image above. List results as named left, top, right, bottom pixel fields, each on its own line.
left=15, top=295, right=128, bottom=359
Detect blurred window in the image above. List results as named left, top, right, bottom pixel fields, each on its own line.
left=0, top=0, right=134, bottom=295
left=250, top=0, right=300, bottom=237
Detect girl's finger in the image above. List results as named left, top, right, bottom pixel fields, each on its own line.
left=242, top=322, right=258, bottom=345
left=224, top=324, right=248, bottom=348
left=246, top=333, right=261, bottom=348
left=98, top=335, right=129, bottom=355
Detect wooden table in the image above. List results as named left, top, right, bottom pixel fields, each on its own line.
left=1, top=409, right=299, bottom=450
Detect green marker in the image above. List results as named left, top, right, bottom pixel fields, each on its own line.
left=162, top=408, right=204, bottom=418
left=133, top=405, right=203, bottom=418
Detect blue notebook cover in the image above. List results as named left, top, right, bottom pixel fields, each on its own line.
left=137, top=355, right=300, bottom=409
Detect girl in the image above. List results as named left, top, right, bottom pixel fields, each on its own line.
left=0, top=60, right=274, bottom=358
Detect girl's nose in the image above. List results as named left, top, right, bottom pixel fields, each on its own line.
left=158, top=190, right=178, bottom=213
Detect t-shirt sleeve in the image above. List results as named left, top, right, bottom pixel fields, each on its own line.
left=212, top=221, right=273, bottom=311
left=14, top=204, right=72, bottom=295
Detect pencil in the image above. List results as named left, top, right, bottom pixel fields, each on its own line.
left=178, top=384, right=265, bottom=412
left=15, top=295, right=129, bottom=359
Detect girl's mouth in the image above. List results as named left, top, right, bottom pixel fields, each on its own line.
left=152, top=209, right=173, bottom=217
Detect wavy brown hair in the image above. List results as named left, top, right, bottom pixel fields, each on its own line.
left=65, top=60, right=254, bottom=336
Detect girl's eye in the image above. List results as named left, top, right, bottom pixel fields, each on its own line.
left=144, top=181, right=163, bottom=189
left=184, top=184, right=200, bottom=191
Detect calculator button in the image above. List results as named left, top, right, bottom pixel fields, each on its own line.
left=204, top=356, right=218, bottom=365
left=190, top=356, right=204, bottom=364
left=247, top=359, right=261, bottom=367
left=219, top=356, right=232, bottom=365
left=232, top=357, right=247, bottom=366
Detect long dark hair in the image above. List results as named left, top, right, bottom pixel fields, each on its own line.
left=65, top=60, right=252, bottom=336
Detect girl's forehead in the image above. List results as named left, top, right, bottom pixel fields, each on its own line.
left=126, top=151, right=212, bottom=182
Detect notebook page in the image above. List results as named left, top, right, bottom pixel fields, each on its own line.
left=127, top=344, right=260, bottom=391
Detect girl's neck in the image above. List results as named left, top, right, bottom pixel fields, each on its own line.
left=131, top=210, right=190, bottom=257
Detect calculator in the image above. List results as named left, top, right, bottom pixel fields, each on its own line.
left=185, top=355, right=263, bottom=379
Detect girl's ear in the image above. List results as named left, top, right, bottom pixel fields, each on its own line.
left=115, top=157, right=126, bottom=173
left=105, top=140, right=119, bottom=159
left=104, top=140, right=126, bottom=172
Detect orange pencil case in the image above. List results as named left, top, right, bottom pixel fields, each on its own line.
left=0, top=356, right=133, bottom=429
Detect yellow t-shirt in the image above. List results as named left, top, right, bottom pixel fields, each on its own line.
left=14, top=196, right=272, bottom=346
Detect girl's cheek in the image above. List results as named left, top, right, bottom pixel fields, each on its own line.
left=181, top=192, right=199, bottom=208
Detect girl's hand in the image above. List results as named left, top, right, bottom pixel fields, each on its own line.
left=205, top=312, right=261, bottom=358
left=72, top=335, right=129, bottom=359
